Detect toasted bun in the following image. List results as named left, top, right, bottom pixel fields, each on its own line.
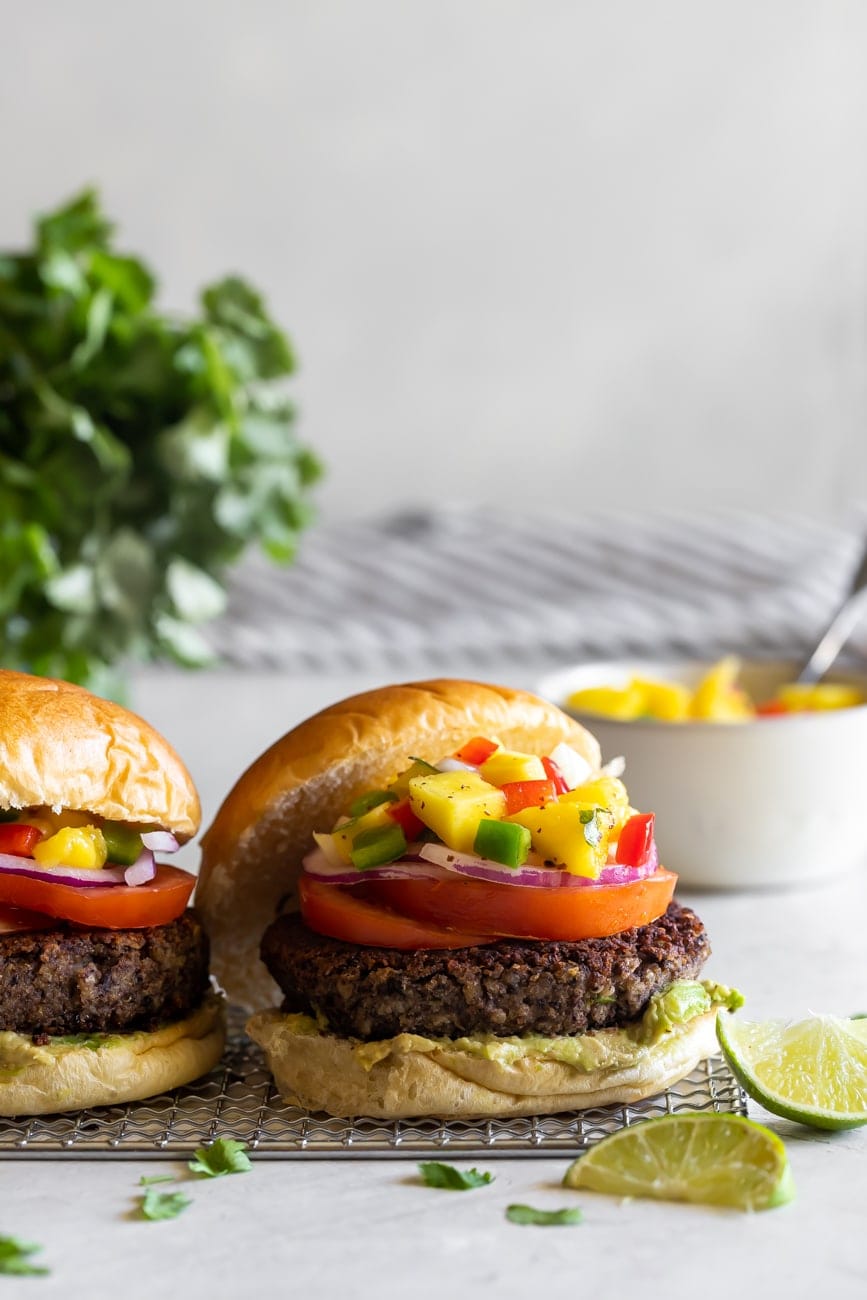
left=197, top=679, right=601, bottom=1009
left=0, top=996, right=225, bottom=1117
left=246, top=1007, right=720, bottom=1119
left=0, top=669, right=200, bottom=840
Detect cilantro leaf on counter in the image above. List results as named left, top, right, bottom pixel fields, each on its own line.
left=188, top=1138, right=252, bottom=1178
left=138, top=1174, right=175, bottom=1186
left=0, top=187, right=322, bottom=692
left=505, top=1204, right=584, bottom=1227
left=417, top=1161, right=494, bottom=1190
left=139, top=1188, right=192, bottom=1221
left=0, top=1237, right=50, bottom=1275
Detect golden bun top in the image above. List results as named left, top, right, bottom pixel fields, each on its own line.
left=0, top=669, right=201, bottom=840
left=197, top=678, right=602, bottom=1008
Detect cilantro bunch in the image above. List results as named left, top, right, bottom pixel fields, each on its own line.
left=0, top=189, right=321, bottom=693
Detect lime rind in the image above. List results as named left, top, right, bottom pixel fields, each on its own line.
left=563, top=1113, right=793, bottom=1212
left=717, top=1013, right=867, bottom=1131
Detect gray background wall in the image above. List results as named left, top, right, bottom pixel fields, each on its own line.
left=3, top=0, right=866, bottom=523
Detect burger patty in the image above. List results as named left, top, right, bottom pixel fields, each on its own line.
left=0, top=910, right=211, bottom=1039
left=261, top=902, right=710, bottom=1041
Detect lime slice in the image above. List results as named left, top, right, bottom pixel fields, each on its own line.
left=717, top=1012, right=867, bottom=1131
left=563, top=1114, right=794, bottom=1212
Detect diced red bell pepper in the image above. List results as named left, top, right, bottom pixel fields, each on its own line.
left=501, top=779, right=559, bottom=816
left=454, top=736, right=499, bottom=766
left=0, top=824, right=42, bottom=858
left=387, top=798, right=426, bottom=842
left=541, top=756, right=570, bottom=794
left=615, top=813, right=655, bottom=867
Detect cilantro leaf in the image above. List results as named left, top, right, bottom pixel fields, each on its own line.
left=138, top=1174, right=175, bottom=1186
left=505, top=1204, right=584, bottom=1227
left=417, top=1161, right=494, bottom=1190
left=139, top=1189, right=192, bottom=1221
left=188, top=1138, right=252, bottom=1178
left=0, top=1237, right=50, bottom=1276
left=0, top=187, right=323, bottom=692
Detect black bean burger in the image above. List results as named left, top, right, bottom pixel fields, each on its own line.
left=0, top=669, right=224, bottom=1114
left=197, top=680, right=738, bottom=1118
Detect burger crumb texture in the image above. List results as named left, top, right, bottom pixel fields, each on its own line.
left=261, top=902, right=710, bottom=1041
left=0, top=911, right=210, bottom=1039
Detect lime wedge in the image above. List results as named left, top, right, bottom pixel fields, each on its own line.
left=563, top=1114, right=794, bottom=1212
left=717, top=1013, right=867, bottom=1131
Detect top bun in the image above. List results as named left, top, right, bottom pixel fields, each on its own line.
left=197, top=679, right=601, bottom=1009
left=0, top=670, right=200, bottom=841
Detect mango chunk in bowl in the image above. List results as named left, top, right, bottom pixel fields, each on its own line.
left=538, top=659, right=867, bottom=890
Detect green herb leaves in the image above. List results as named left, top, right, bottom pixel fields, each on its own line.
left=505, top=1204, right=583, bottom=1227
left=139, top=1189, right=192, bottom=1222
left=0, top=188, right=322, bottom=690
left=188, top=1138, right=253, bottom=1178
left=417, top=1161, right=494, bottom=1190
left=0, top=1237, right=49, bottom=1276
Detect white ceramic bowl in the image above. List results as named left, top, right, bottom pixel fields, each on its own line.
left=538, top=659, right=867, bottom=891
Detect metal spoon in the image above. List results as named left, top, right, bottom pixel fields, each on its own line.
left=796, top=540, right=867, bottom=684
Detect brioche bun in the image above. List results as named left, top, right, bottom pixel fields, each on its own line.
left=0, top=669, right=200, bottom=840
left=246, top=1006, right=720, bottom=1119
left=0, top=995, right=225, bottom=1117
left=197, top=679, right=601, bottom=1009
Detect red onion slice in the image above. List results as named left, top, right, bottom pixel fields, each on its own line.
left=0, top=853, right=129, bottom=888
left=301, top=846, right=451, bottom=885
left=140, top=831, right=179, bottom=854
left=417, top=841, right=659, bottom=888
left=123, top=849, right=157, bottom=886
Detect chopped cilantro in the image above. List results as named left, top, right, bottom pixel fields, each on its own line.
left=417, top=1161, right=493, bottom=1190
left=188, top=1138, right=252, bottom=1178
left=139, top=1189, right=192, bottom=1221
left=579, top=808, right=602, bottom=847
left=505, top=1204, right=583, bottom=1226
left=0, top=1237, right=49, bottom=1276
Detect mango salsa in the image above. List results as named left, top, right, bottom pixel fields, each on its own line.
left=408, top=770, right=507, bottom=854
left=507, top=801, right=611, bottom=877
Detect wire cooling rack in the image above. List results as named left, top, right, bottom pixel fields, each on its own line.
left=0, top=1008, right=748, bottom=1159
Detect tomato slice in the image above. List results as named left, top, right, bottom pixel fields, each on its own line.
left=365, top=869, right=678, bottom=942
left=298, top=874, right=497, bottom=950
left=0, top=865, right=195, bottom=929
left=0, top=904, right=53, bottom=935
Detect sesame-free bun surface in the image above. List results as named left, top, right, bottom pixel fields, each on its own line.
left=0, top=670, right=200, bottom=840
left=198, top=679, right=601, bottom=1009
left=246, top=1007, right=719, bottom=1119
left=0, top=995, right=225, bottom=1117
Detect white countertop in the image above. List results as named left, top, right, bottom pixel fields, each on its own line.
left=6, top=668, right=866, bottom=1299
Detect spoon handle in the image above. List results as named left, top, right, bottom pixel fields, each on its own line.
left=796, top=541, right=867, bottom=684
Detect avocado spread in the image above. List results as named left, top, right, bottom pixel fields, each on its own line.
left=284, top=980, right=743, bottom=1074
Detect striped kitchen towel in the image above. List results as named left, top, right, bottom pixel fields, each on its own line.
left=204, top=505, right=867, bottom=675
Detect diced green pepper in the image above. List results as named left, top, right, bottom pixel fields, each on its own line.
left=473, top=819, right=531, bottom=869
left=349, top=823, right=408, bottom=871
left=389, top=758, right=439, bottom=799
left=102, top=822, right=144, bottom=866
left=349, top=789, right=399, bottom=819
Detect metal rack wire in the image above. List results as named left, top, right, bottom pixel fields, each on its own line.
left=0, top=1009, right=748, bottom=1159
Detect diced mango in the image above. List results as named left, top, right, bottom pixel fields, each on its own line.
left=566, top=684, right=646, bottom=720
left=507, top=801, right=611, bottom=877
left=561, top=776, right=631, bottom=832
left=633, top=678, right=691, bottom=722
left=32, top=825, right=107, bottom=870
left=387, top=759, right=439, bottom=800
left=690, top=656, right=754, bottom=721
left=776, top=683, right=865, bottom=712
left=479, top=749, right=546, bottom=785
left=408, top=771, right=506, bottom=853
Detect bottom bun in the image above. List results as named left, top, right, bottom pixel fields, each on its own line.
left=246, top=1006, right=721, bottom=1119
left=0, top=995, right=226, bottom=1117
